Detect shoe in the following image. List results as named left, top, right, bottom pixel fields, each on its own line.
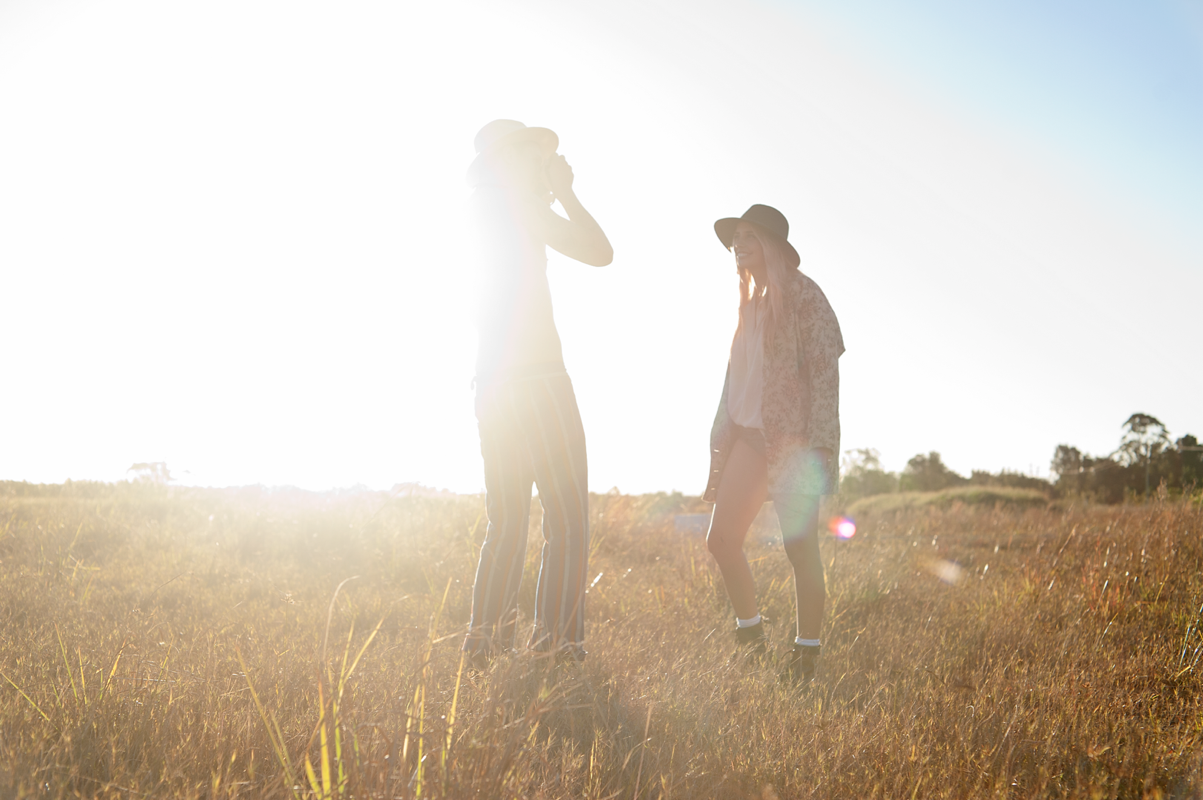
left=555, top=647, right=586, bottom=667
left=530, top=638, right=587, bottom=666
left=787, top=644, right=820, bottom=685
left=465, top=648, right=493, bottom=673
left=733, top=621, right=767, bottom=660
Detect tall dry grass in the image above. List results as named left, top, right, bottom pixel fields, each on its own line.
left=1, top=483, right=1201, bottom=798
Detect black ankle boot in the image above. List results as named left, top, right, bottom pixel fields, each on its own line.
left=734, top=621, right=767, bottom=659
left=787, top=644, right=820, bottom=685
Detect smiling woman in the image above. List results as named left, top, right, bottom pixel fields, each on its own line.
left=704, top=203, right=844, bottom=684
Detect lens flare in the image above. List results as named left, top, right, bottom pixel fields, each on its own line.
left=828, top=516, right=857, bottom=540
left=928, top=559, right=965, bottom=585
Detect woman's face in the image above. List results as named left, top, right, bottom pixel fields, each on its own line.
left=731, top=222, right=767, bottom=280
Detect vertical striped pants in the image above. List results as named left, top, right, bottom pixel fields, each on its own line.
left=466, top=369, right=589, bottom=659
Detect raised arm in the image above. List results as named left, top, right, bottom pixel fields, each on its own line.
left=526, top=154, right=613, bottom=267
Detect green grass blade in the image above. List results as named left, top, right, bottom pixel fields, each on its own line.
left=77, top=647, right=87, bottom=707
left=304, top=754, right=321, bottom=797
left=338, top=616, right=385, bottom=702
left=415, top=682, right=425, bottom=797
left=65, top=520, right=84, bottom=554
left=318, top=680, right=332, bottom=798
left=336, top=620, right=354, bottom=695
left=54, top=624, right=79, bottom=704
left=321, top=576, right=360, bottom=676
left=442, top=650, right=466, bottom=790
left=0, top=669, right=53, bottom=726
left=334, top=708, right=346, bottom=796
left=235, top=649, right=300, bottom=798
left=97, top=639, right=127, bottom=703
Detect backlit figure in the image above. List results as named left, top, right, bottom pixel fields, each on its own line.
left=463, top=120, right=612, bottom=666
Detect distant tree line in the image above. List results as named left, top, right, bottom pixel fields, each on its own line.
left=1050, top=413, right=1201, bottom=503
left=841, top=413, right=1202, bottom=504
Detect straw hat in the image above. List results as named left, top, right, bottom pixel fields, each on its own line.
left=466, top=119, right=558, bottom=187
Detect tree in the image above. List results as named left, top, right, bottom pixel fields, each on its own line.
left=127, top=462, right=173, bottom=485
left=1050, top=444, right=1085, bottom=495
left=1116, top=413, right=1170, bottom=495
left=900, top=452, right=966, bottom=493
left=1178, top=434, right=1203, bottom=490
left=842, top=447, right=883, bottom=474
left=840, top=448, right=898, bottom=498
left=1085, top=455, right=1133, bottom=504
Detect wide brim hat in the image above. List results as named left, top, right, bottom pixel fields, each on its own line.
left=466, top=119, right=558, bottom=187
left=714, top=204, right=800, bottom=268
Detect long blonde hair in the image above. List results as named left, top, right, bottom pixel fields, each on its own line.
left=736, top=227, right=795, bottom=335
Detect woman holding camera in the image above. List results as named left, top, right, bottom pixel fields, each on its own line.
left=462, top=120, right=612, bottom=666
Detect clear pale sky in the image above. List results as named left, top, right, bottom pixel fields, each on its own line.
left=2, top=0, right=1200, bottom=493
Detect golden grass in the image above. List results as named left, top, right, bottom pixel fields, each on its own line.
left=1, top=484, right=1201, bottom=798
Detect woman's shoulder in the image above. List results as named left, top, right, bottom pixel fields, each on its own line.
left=785, top=270, right=833, bottom=309
left=787, top=271, right=844, bottom=352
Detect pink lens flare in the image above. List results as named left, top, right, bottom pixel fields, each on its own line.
left=828, top=516, right=857, bottom=540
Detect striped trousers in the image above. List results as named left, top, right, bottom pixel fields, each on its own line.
left=465, top=369, right=589, bottom=659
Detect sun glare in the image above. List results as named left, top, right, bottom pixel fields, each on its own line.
left=829, top=516, right=857, bottom=539
left=1, top=0, right=1199, bottom=492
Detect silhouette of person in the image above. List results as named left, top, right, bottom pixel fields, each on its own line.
left=463, top=120, right=612, bottom=665
left=703, top=204, right=843, bottom=684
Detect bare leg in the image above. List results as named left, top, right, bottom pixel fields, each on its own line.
left=706, top=438, right=770, bottom=620
left=777, top=495, right=825, bottom=640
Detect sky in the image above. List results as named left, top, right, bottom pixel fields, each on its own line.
left=1, top=0, right=1200, bottom=494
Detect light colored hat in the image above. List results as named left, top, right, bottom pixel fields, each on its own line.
left=466, top=119, right=558, bottom=187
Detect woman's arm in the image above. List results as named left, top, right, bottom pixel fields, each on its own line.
left=527, top=155, right=613, bottom=267
left=802, top=280, right=845, bottom=478
left=808, top=355, right=841, bottom=464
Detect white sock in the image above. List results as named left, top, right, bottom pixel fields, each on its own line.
left=795, top=637, right=821, bottom=648
left=736, top=614, right=762, bottom=628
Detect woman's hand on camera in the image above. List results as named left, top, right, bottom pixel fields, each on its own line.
left=545, top=154, right=574, bottom=198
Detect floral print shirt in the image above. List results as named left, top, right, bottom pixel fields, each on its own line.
left=705, top=270, right=844, bottom=499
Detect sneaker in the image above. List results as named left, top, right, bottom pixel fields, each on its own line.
left=786, top=644, right=820, bottom=685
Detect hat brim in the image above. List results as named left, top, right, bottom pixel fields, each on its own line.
left=714, top=217, right=800, bottom=268
left=466, top=127, right=558, bottom=186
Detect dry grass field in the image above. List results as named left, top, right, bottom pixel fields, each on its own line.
left=1, top=483, right=1201, bottom=799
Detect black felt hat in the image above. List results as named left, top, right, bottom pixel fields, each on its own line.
left=714, top=204, right=800, bottom=268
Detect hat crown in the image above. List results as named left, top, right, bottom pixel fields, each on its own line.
left=474, top=119, right=528, bottom=156
left=467, top=120, right=558, bottom=188
left=741, top=204, right=789, bottom=241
